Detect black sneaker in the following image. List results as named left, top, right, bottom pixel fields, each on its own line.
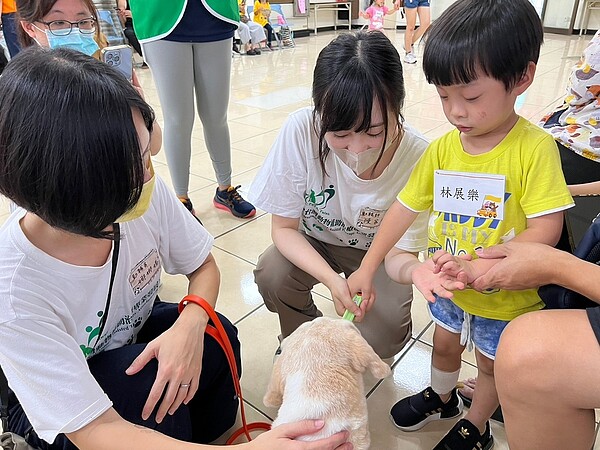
left=390, top=387, right=463, bottom=431
left=179, top=197, right=203, bottom=225
left=213, top=186, right=256, bottom=218
left=433, top=419, right=494, bottom=450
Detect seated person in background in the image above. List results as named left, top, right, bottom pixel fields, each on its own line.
left=254, top=0, right=274, bottom=49
left=116, top=0, right=147, bottom=67
left=540, top=30, right=600, bottom=250
left=238, top=0, right=266, bottom=55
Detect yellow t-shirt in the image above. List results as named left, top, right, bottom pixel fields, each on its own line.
left=399, top=117, right=574, bottom=321
left=253, top=0, right=270, bottom=26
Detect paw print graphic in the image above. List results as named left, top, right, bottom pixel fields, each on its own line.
left=348, top=239, right=359, bottom=246
left=133, top=317, right=143, bottom=328
left=365, top=242, right=371, bottom=248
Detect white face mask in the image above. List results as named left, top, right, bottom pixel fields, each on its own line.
left=331, top=146, right=381, bottom=175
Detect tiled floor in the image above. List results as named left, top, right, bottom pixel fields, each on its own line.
left=1, top=30, right=597, bottom=448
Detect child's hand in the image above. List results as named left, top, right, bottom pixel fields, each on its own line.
left=432, top=250, right=473, bottom=284
left=347, top=267, right=376, bottom=309
left=412, top=259, right=466, bottom=302
left=393, top=2, right=401, bottom=10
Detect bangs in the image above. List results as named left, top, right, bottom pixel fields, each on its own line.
left=317, top=64, right=391, bottom=135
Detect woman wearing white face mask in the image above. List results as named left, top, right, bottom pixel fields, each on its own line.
left=249, top=31, right=430, bottom=359
left=17, top=0, right=107, bottom=58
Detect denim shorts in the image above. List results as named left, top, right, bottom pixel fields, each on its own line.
left=428, top=296, right=510, bottom=359
left=404, top=0, right=430, bottom=8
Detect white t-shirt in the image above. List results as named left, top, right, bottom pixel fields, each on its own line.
left=249, top=107, right=429, bottom=252
left=0, top=176, right=213, bottom=442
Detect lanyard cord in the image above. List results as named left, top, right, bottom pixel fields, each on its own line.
left=95, top=222, right=120, bottom=349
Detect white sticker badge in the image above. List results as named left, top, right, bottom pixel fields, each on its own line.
left=433, top=170, right=506, bottom=221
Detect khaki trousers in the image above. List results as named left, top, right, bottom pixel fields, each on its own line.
left=254, top=234, right=413, bottom=359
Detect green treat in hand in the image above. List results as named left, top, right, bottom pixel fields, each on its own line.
left=342, top=294, right=363, bottom=322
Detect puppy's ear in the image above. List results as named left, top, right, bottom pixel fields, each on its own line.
left=349, top=332, right=391, bottom=379
left=263, top=358, right=285, bottom=408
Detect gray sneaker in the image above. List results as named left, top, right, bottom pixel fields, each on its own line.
left=404, top=52, right=417, bottom=64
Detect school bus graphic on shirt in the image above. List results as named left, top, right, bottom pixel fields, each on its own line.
left=476, top=195, right=502, bottom=219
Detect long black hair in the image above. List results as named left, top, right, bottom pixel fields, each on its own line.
left=312, top=31, right=405, bottom=174
left=0, top=47, right=155, bottom=238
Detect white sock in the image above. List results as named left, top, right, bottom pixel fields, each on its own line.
left=431, top=365, right=460, bottom=397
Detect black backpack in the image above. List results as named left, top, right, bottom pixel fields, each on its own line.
left=538, top=217, right=600, bottom=309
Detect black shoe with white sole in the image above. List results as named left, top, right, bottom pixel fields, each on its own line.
left=390, top=387, right=463, bottom=431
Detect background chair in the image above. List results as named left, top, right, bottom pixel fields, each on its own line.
left=269, top=4, right=295, bottom=49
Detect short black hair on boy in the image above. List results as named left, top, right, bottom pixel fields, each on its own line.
left=312, top=31, right=405, bottom=174
left=0, top=47, right=155, bottom=239
left=423, top=0, right=543, bottom=90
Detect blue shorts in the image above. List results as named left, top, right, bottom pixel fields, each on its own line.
left=404, top=0, right=430, bottom=8
left=428, top=296, right=510, bottom=359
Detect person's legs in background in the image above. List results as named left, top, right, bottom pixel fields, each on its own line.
left=123, top=24, right=146, bottom=67
left=263, top=23, right=275, bottom=49
left=237, top=21, right=258, bottom=55
left=402, top=1, right=430, bottom=64
left=191, top=39, right=255, bottom=218
left=141, top=40, right=199, bottom=216
left=1, top=12, right=21, bottom=58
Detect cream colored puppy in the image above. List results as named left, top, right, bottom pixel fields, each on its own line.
left=263, top=317, right=391, bottom=450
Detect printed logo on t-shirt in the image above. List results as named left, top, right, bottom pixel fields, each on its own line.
left=304, top=185, right=336, bottom=208
left=356, top=207, right=384, bottom=229
left=129, top=249, right=160, bottom=295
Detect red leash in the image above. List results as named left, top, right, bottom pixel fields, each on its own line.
left=179, top=295, right=271, bottom=444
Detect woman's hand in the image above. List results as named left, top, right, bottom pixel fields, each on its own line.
left=125, top=309, right=206, bottom=423
left=471, top=242, right=558, bottom=291
left=346, top=267, right=376, bottom=309
left=325, top=274, right=365, bottom=320
left=247, top=420, right=353, bottom=450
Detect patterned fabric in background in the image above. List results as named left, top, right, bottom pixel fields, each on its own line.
left=540, top=30, right=600, bottom=161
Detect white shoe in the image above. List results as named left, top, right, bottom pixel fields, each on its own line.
left=404, top=52, right=417, bottom=64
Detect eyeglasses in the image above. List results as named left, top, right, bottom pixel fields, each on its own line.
left=36, top=17, right=96, bottom=36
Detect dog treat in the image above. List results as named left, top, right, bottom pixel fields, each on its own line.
left=342, top=294, right=363, bottom=322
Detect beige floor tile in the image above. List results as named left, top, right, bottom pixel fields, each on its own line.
left=230, top=130, right=281, bottom=157
left=214, top=213, right=272, bottom=264
left=160, top=247, right=266, bottom=323
left=210, top=401, right=271, bottom=445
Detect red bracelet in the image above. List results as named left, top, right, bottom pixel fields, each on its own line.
left=178, top=294, right=209, bottom=314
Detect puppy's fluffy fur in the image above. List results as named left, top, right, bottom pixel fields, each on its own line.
left=263, top=317, right=391, bottom=449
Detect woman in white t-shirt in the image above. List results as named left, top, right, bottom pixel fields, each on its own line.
left=0, top=48, right=351, bottom=450
left=249, top=31, right=429, bottom=359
